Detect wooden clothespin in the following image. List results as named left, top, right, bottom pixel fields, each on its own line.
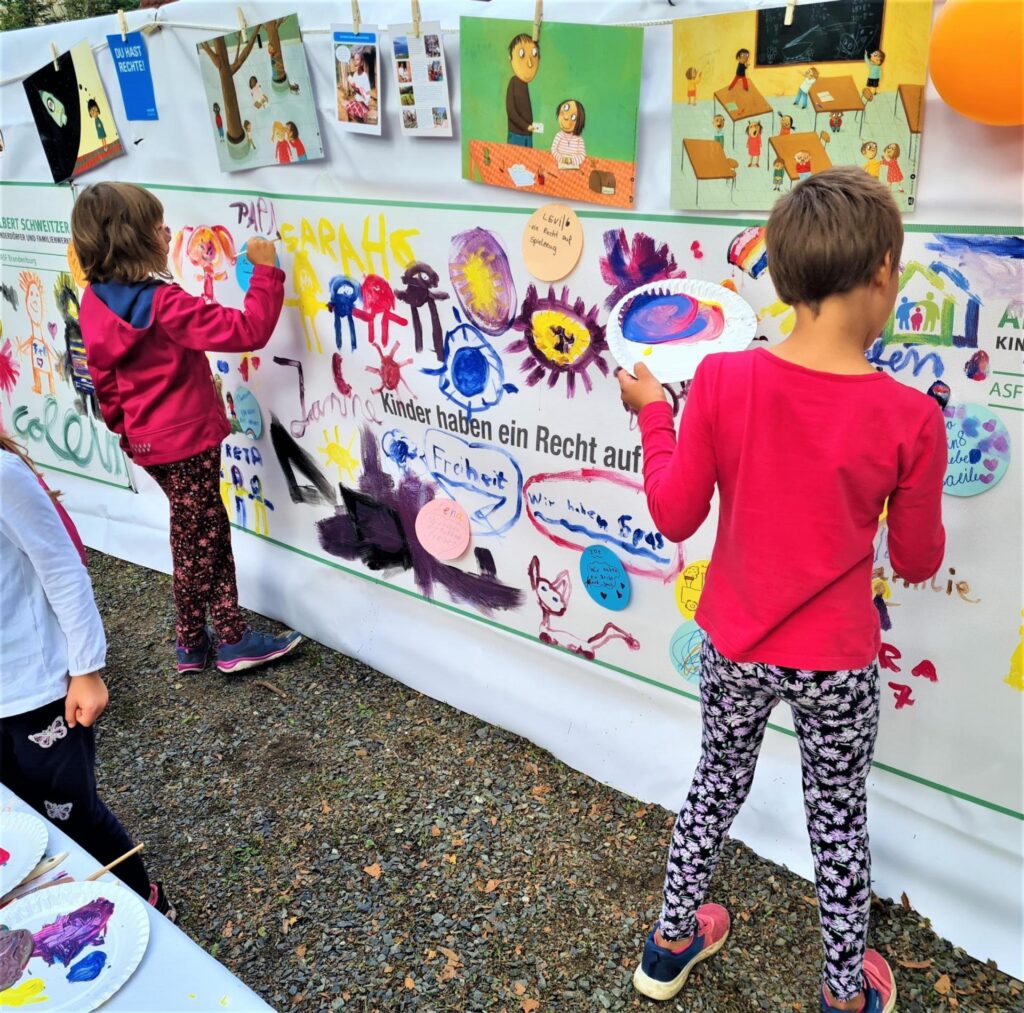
left=50, top=42, right=60, bottom=70
left=236, top=6, right=249, bottom=42
left=117, top=9, right=128, bottom=42
left=532, top=0, right=543, bottom=43
left=352, top=0, right=361, bottom=35
left=784, top=1, right=798, bottom=27
left=411, top=0, right=421, bottom=39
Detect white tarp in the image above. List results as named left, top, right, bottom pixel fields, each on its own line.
left=2, top=0, right=1021, bottom=975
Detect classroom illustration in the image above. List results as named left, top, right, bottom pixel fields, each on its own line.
left=671, top=0, right=930, bottom=211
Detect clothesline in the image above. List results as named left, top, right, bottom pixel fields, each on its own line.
left=0, top=9, right=680, bottom=89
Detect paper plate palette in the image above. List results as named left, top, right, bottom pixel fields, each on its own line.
left=607, top=278, right=757, bottom=383
left=0, top=881, right=149, bottom=1011
left=0, top=811, right=48, bottom=898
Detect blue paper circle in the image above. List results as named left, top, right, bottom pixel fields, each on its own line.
left=942, top=403, right=1010, bottom=497
left=579, top=545, right=630, bottom=611
left=233, top=386, right=263, bottom=439
left=669, top=620, right=704, bottom=685
left=236, top=242, right=282, bottom=292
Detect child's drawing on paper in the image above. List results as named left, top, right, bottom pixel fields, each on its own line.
left=461, top=17, right=643, bottom=208
left=15, top=271, right=57, bottom=397
left=671, top=1, right=929, bottom=212
left=197, top=13, right=323, bottom=172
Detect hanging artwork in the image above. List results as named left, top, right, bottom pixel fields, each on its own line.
left=332, top=24, right=382, bottom=135
left=460, top=17, right=644, bottom=208
left=388, top=21, right=453, bottom=137
left=196, top=13, right=323, bottom=172
left=22, top=41, right=125, bottom=183
left=670, top=0, right=931, bottom=212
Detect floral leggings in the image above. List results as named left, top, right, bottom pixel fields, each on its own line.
left=144, top=447, right=247, bottom=651
left=659, top=637, right=880, bottom=1002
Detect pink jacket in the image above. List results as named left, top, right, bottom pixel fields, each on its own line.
left=80, top=265, right=284, bottom=467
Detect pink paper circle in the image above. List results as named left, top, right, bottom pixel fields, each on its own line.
left=415, top=498, right=471, bottom=560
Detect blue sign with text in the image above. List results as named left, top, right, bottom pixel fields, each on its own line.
left=106, top=31, right=158, bottom=121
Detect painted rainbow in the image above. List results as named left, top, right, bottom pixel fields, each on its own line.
left=728, top=226, right=768, bottom=280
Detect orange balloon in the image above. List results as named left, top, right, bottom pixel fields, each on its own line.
left=930, top=0, right=1024, bottom=126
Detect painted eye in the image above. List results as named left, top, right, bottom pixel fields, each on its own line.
left=532, top=48, right=538, bottom=58
left=423, top=309, right=517, bottom=419
left=508, top=284, right=610, bottom=397
left=518, top=48, right=525, bottom=58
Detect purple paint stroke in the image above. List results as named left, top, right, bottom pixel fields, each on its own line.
left=67, top=949, right=107, bottom=983
left=599, top=229, right=686, bottom=310
left=0, top=928, right=34, bottom=991
left=316, top=429, right=523, bottom=614
left=32, top=897, right=114, bottom=967
left=923, top=234, right=1024, bottom=300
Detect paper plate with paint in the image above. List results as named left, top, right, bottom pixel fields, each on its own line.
left=607, top=278, right=757, bottom=383
left=0, top=811, right=48, bottom=897
left=0, top=880, right=149, bottom=1010
left=580, top=545, right=631, bottom=612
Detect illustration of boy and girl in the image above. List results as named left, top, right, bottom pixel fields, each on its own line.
left=861, top=140, right=904, bottom=191
left=339, top=47, right=376, bottom=124
left=211, top=99, right=306, bottom=164
left=506, top=33, right=588, bottom=169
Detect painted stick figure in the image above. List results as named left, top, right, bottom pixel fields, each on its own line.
left=395, top=262, right=450, bottom=360
left=326, top=275, right=361, bottom=352
left=16, top=271, right=56, bottom=396
left=231, top=465, right=248, bottom=528
left=353, top=275, right=408, bottom=348
left=249, top=474, right=274, bottom=535
left=284, top=250, right=325, bottom=354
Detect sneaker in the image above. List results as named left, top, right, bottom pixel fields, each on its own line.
left=821, top=950, right=896, bottom=1013
left=215, top=628, right=303, bottom=674
left=148, top=881, right=177, bottom=923
left=632, top=904, right=731, bottom=1001
left=175, top=627, right=213, bottom=673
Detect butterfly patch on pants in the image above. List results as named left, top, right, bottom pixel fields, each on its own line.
left=44, top=800, right=72, bottom=821
left=28, top=716, right=68, bottom=749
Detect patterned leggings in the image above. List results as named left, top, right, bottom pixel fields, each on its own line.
left=660, top=637, right=880, bottom=1002
left=144, top=447, right=247, bottom=651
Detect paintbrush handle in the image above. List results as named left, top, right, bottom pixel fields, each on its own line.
left=84, top=842, right=145, bottom=881
left=21, top=851, right=69, bottom=886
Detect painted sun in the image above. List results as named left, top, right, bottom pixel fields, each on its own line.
left=507, top=285, right=610, bottom=397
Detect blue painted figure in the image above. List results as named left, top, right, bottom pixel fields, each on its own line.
left=327, top=276, right=361, bottom=352
left=231, top=465, right=247, bottom=528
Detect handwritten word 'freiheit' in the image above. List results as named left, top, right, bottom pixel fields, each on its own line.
left=278, top=215, right=419, bottom=282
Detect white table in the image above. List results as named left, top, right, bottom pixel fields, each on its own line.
left=1, top=788, right=274, bottom=1012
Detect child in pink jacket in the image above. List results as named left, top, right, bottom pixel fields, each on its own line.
left=73, top=182, right=302, bottom=675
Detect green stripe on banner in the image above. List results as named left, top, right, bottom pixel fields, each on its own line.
left=5, top=180, right=1020, bottom=236
left=231, top=524, right=1024, bottom=823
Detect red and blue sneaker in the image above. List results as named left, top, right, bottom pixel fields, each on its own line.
left=215, top=628, right=303, bottom=674
left=821, top=950, right=897, bottom=1013
left=175, top=627, right=213, bottom=673
left=632, top=904, right=730, bottom=1001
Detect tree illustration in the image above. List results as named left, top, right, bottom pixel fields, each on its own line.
left=265, top=16, right=301, bottom=93
left=199, top=29, right=260, bottom=155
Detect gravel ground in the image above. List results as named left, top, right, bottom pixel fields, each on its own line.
left=89, top=552, right=1021, bottom=1012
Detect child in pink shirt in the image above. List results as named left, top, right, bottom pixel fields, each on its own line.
left=621, top=167, right=945, bottom=1012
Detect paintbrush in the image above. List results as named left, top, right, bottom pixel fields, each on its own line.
left=84, top=842, right=145, bottom=882
left=20, top=851, right=69, bottom=887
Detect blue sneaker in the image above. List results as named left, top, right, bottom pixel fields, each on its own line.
left=215, top=628, right=303, bottom=674
left=176, top=627, right=213, bottom=673
left=632, top=904, right=730, bottom=1001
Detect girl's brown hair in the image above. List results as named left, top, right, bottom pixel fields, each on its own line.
left=69, top=182, right=171, bottom=284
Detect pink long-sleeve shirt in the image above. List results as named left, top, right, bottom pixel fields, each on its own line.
left=638, top=348, right=946, bottom=669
